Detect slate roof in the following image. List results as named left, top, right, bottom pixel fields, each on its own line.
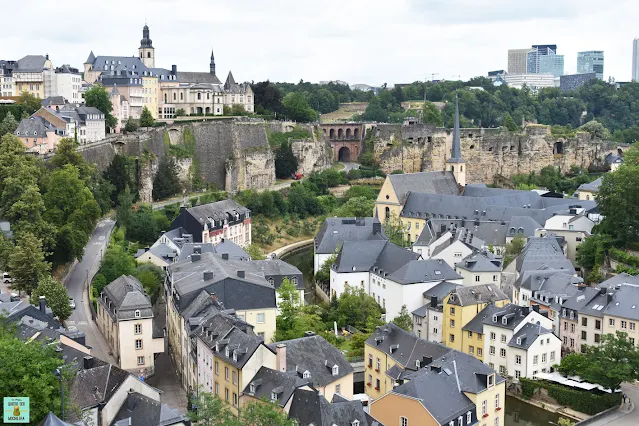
left=185, top=199, right=250, bottom=225
left=507, top=216, right=542, bottom=238
left=17, top=55, right=49, bottom=72
left=70, top=363, right=130, bottom=410
left=415, top=218, right=509, bottom=247
left=602, top=284, right=639, bottom=321
left=430, top=226, right=484, bottom=257
left=1, top=300, right=62, bottom=331
left=268, top=335, right=353, bottom=388
left=41, top=96, right=66, bottom=106
left=528, top=273, right=582, bottom=311
left=462, top=303, right=502, bottom=334
left=100, top=275, right=153, bottom=321
left=577, top=177, right=602, bottom=193
left=169, top=252, right=276, bottom=314
left=413, top=281, right=462, bottom=317
left=448, top=284, right=508, bottom=307
left=393, top=350, right=502, bottom=425
left=112, top=391, right=187, bottom=426
left=288, top=389, right=378, bottom=426
left=365, top=322, right=452, bottom=369
left=193, top=310, right=263, bottom=369
left=135, top=243, right=177, bottom=266
left=16, top=116, right=59, bottom=137
left=508, top=322, right=554, bottom=349
left=562, top=287, right=602, bottom=313
left=606, top=153, right=623, bottom=165
left=455, top=251, right=502, bottom=273
left=388, top=171, right=461, bottom=201
left=244, top=366, right=311, bottom=408
left=314, top=217, right=386, bottom=254
left=224, top=71, right=236, bottom=90
left=388, top=259, right=461, bottom=284
left=515, top=236, right=574, bottom=275
left=333, top=240, right=419, bottom=276
left=481, top=304, right=534, bottom=330
left=177, top=241, right=249, bottom=262
left=85, top=51, right=96, bottom=64
left=89, top=55, right=150, bottom=73
left=36, top=412, right=76, bottom=426
left=178, top=71, right=222, bottom=85
left=252, top=259, right=304, bottom=289
left=597, top=273, right=639, bottom=289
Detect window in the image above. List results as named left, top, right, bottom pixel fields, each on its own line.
left=335, top=383, right=341, bottom=394
left=490, top=332, right=496, bottom=340
left=225, top=388, right=229, bottom=401
left=375, top=378, right=380, bottom=389
left=215, top=361, right=219, bottom=375
left=594, top=334, right=601, bottom=343
left=489, top=346, right=495, bottom=355
left=468, top=331, right=473, bottom=338
left=450, top=319, right=455, bottom=328
left=550, top=351, right=555, bottom=361
left=450, top=334, right=455, bottom=342
left=376, top=358, right=381, bottom=371
left=533, top=355, right=538, bottom=365
left=257, top=313, right=265, bottom=323
left=368, top=354, right=373, bottom=368
left=469, top=346, right=474, bottom=355
left=466, top=412, right=472, bottom=424
left=482, top=400, right=487, bottom=415
left=622, top=320, right=628, bottom=329
left=458, top=416, right=463, bottom=426
left=500, top=348, right=506, bottom=358
left=477, top=348, right=483, bottom=356
left=225, top=367, right=229, bottom=380
left=303, top=371, right=311, bottom=379
left=499, top=365, right=506, bottom=375
left=515, top=355, right=521, bottom=364
left=515, top=370, right=521, bottom=378
left=501, top=334, right=506, bottom=343
left=332, top=365, right=339, bottom=376
left=400, top=417, right=408, bottom=426
left=563, top=322, right=567, bottom=331
left=581, top=331, right=587, bottom=340
left=610, top=319, right=615, bottom=326
left=137, top=356, right=144, bottom=365
left=493, top=275, right=498, bottom=282
left=495, top=394, right=500, bottom=408
left=450, top=307, right=455, bottom=315
left=631, top=322, right=636, bottom=331
left=135, top=339, right=142, bottom=349
left=570, top=338, right=575, bottom=347
left=134, top=324, right=142, bottom=334
left=134, top=310, right=141, bottom=318
left=475, top=275, right=480, bottom=282
left=494, top=417, right=499, bottom=426
left=571, top=324, right=575, bottom=333
left=632, top=338, right=636, bottom=346
left=542, top=353, right=547, bottom=363
left=352, top=420, right=360, bottom=426
left=232, top=371, right=237, bottom=384
left=582, top=317, right=588, bottom=326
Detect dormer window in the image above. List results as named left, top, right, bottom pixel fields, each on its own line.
left=416, top=360, right=421, bottom=368
left=562, top=309, right=566, bottom=317
left=569, top=312, right=574, bottom=320
left=466, top=412, right=472, bottom=424
left=332, top=365, right=339, bottom=376
left=516, top=337, right=521, bottom=345
left=488, top=374, right=494, bottom=387
left=502, top=317, right=508, bottom=325
left=233, top=351, right=237, bottom=362
left=271, top=392, right=277, bottom=402
left=352, top=421, right=360, bottom=426
left=134, top=310, right=141, bottom=318
left=303, top=370, right=311, bottom=379
left=492, top=315, right=498, bottom=322
left=225, top=347, right=230, bottom=357
left=249, top=383, right=256, bottom=394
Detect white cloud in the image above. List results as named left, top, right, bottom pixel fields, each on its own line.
left=2, top=0, right=637, bottom=85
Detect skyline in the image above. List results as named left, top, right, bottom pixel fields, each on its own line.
left=2, top=0, right=639, bottom=85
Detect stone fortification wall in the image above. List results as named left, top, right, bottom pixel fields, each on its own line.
left=372, top=124, right=613, bottom=183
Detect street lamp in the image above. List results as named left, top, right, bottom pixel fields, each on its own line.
left=54, top=367, right=64, bottom=421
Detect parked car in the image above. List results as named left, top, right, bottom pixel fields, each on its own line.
left=291, top=173, right=303, bottom=180
left=3, top=272, right=11, bottom=283
left=69, top=298, right=76, bottom=309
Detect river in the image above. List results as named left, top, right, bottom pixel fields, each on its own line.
left=282, top=248, right=570, bottom=426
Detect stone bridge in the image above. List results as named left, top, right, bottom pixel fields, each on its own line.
left=319, top=123, right=364, bottom=162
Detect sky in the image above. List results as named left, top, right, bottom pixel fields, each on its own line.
left=3, top=0, right=638, bottom=86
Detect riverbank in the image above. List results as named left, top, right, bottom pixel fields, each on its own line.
left=507, top=392, right=589, bottom=422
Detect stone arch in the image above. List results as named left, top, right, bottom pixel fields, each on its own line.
left=167, top=128, right=181, bottom=144
left=554, top=142, right=564, bottom=154
left=197, top=107, right=203, bottom=114
left=354, top=128, right=359, bottom=139
left=346, top=128, right=352, bottom=138
left=338, top=146, right=351, bottom=162
left=338, top=128, right=343, bottom=139
left=329, top=128, right=335, bottom=138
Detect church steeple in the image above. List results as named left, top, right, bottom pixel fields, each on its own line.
left=210, top=48, right=216, bottom=75
left=447, top=93, right=466, bottom=186
left=139, top=23, right=155, bottom=68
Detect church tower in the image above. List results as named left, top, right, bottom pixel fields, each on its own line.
left=447, top=94, right=466, bottom=186
left=210, top=48, right=216, bottom=75
left=139, top=24, right=155, bottom=68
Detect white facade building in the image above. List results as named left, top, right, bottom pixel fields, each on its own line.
left=503, top=73, right=556, bottom=93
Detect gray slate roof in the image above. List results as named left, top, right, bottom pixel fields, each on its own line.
left=268, top=335, right=353, bottom=388
left=177, top=241, right=249, bottom=262
left=186, top=199, right=250, bottom=225
left=602, top=284, right=639, bottom=321
left=577, top=177, right=602, bottom=193
left=597, top=273, right=639, bottom=289
left=481, top=304, right=533, bottom=330
left=252, top=259, right=304, bottom=290
left=41, top=96, right=66, bottom=106
left=413, top=281, right=462, bottom=317
left=70, top=363, right=130, bottom=411
left=508, top=322, right=554, bottom=349
left=507, top=216, right=542, bottom=238
left=178, top=71, right=222, bottom=84
left=16, top=116, right=58, bottom=137
left=415, top=218, right=509, bottom=247
left=388, top=259, right=461, bottom=284
left=314, top=217, right=386, bottom=254
left=100, top=275, right=153, bottom=321
left=112, top=392, right=187, bottom=426
left=462, top=303, right=503, bottom=334
left=448, top=284, right=508, bottom=307
left=288, top=389, right=378, bottom=426
left=36, top=412, right=76, bottom=426
left=17, top=55, right=48, bottom=72
left=389, top=171, right=461, bottom=201
left=455, top=251, right=502, bottom=273
left=244, top=366, right=310, bottom=408
left=515, top=236, right=574, bottom=275
left=89, top=55, right=150, bottom=73
left=365, top=322, right=452, bottom=369
left=333, top=240, right=420, bottom=276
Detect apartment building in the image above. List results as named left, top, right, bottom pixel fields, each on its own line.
left=454, top=251, right=502, bottom=287
left=412, top=281, right=461, bottom=342
left=13, top=55, right=53, bottom=98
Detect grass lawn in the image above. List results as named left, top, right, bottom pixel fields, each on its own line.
left=332, top=163, right=345, bottom=171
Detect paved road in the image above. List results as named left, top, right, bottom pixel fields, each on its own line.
left=64, top=218, right=116, bottom=364
left=341, top=162, right=360, bottom=172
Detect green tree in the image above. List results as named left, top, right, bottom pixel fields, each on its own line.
left=275, top=140, right=298, bottom=179
left=597, top=164, right=639, bottom=242
left=0, top=111, right=19, bottom=137
left=31, top=275, right=72, bottom=322
left=0, top=234, right=13, bottom=271
left=555, top=332, right=639, bottom=390
left=126, top=205, right=159, bottom=243
left=231, top=104, right=247, bottom=115
left=8, top=232, right=51, bottom=295
left=334, top=196, right=375, bottom=217
left=503, top=112, right=519, bottom=131
left=392, top=305, right=413, bottom=332
left=251, top=81, right=283, bottom=115
left=282, top=92, right=317, bottom=122
left=325, top=285, right=384, bottom=333
left=383, top=213, right=409, bottom=248
left=134, top=263, right=163, bottom=304
left=84, top=84, right=117, bottom=129
left=315, top=254, right=336, bottom=284
left=240, top=400, right=296, bottom=426
left=17, top=91, right=42, bottom=115
left=422, top=102, right=443, bottom=126
left=343, top=185, right=377, bottom=201
left=96, top=244, right=136, bottom=289
left=579, top=120, right=611, bottom=140
left=139, top=106, right=155, bottom=128
left=360, top=101, right=389, bottom=122
left=503, top=235, right=525, bottom=266
left=175, top=108, right=186, bottom=116
left=115, top=185, right=134, bottom=228
left=153, top=157, right=182, bottom=200
left=104, top=155, right=138, bottom=204
left=0, top=320, right=72, bottom=422
left=124, top=117, right=139, bottom=132
left=247, top=243, right=266, bottom=260
left=188, top=390, right=237, bottom=426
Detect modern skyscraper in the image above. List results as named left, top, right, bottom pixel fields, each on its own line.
left=527, top=45, right=559, bottom=74
left=539, top=53, right=565, bottom=77
left=633, top=39, right=639, bottom=82
left=577, top=51, right=604, bottom=80
left=508, top=49, right=529, bottom=74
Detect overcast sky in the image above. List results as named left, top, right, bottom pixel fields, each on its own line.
left=4, top=0, right=638, bottom=85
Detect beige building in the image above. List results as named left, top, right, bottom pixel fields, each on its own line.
left=508, top=48, right=530, bottom=74
left=576, top=177, right=601, bottom=201
left=13, top=55, right=53, bottom=98
left=96, top=275, right=164, bottom=377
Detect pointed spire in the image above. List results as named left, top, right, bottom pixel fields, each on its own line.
left=448, top=93, right=463, bottom=163
left=140, top=23, right=153, bottom=48
left=210, top=48, right=216, bottom=75
left=224, top=71, right=236, bottom=90
left=85, top=51, right=96, bottom=64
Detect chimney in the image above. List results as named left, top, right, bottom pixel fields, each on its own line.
left=83, top=356, right=94, bottom=370
left=276, top=344, right=287, bottom=372
left=171, top=64, right=177, bottom=75
left=422, top=356, right=433, bottom=366
left=203, top=271, right=214, bottom=280
left=599, top=287, right=607, bottom=295
left=372, top=220, right=382, bottom=235
left=607, top=292, right=614, bottom=305
left=237, top=270, right=245, bottom=278
left=194, top=245, right=202, bottom=254
left=222, top=253, right=229, bottom=260
left=39, top=296, right=46, bottom=313
left=126, top=390, right=136, bottom=411
left=430, top=295, right=438, bottom=308
left=191, top=253, right=201, bottom=262
left=430, top=364, right=441, bottom=373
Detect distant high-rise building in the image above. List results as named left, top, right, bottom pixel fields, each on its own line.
left=633, top=39, right=639, bottom=81
left=527, top=45, right=559, bottom=74
left=577, top=51, right=604, bottom=80
left=508, top=49, right=529, bottom=74
left=539, top=54, right=565, bottom=77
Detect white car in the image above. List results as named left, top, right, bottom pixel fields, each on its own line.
left=69, top=298, right=76, bottom=309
